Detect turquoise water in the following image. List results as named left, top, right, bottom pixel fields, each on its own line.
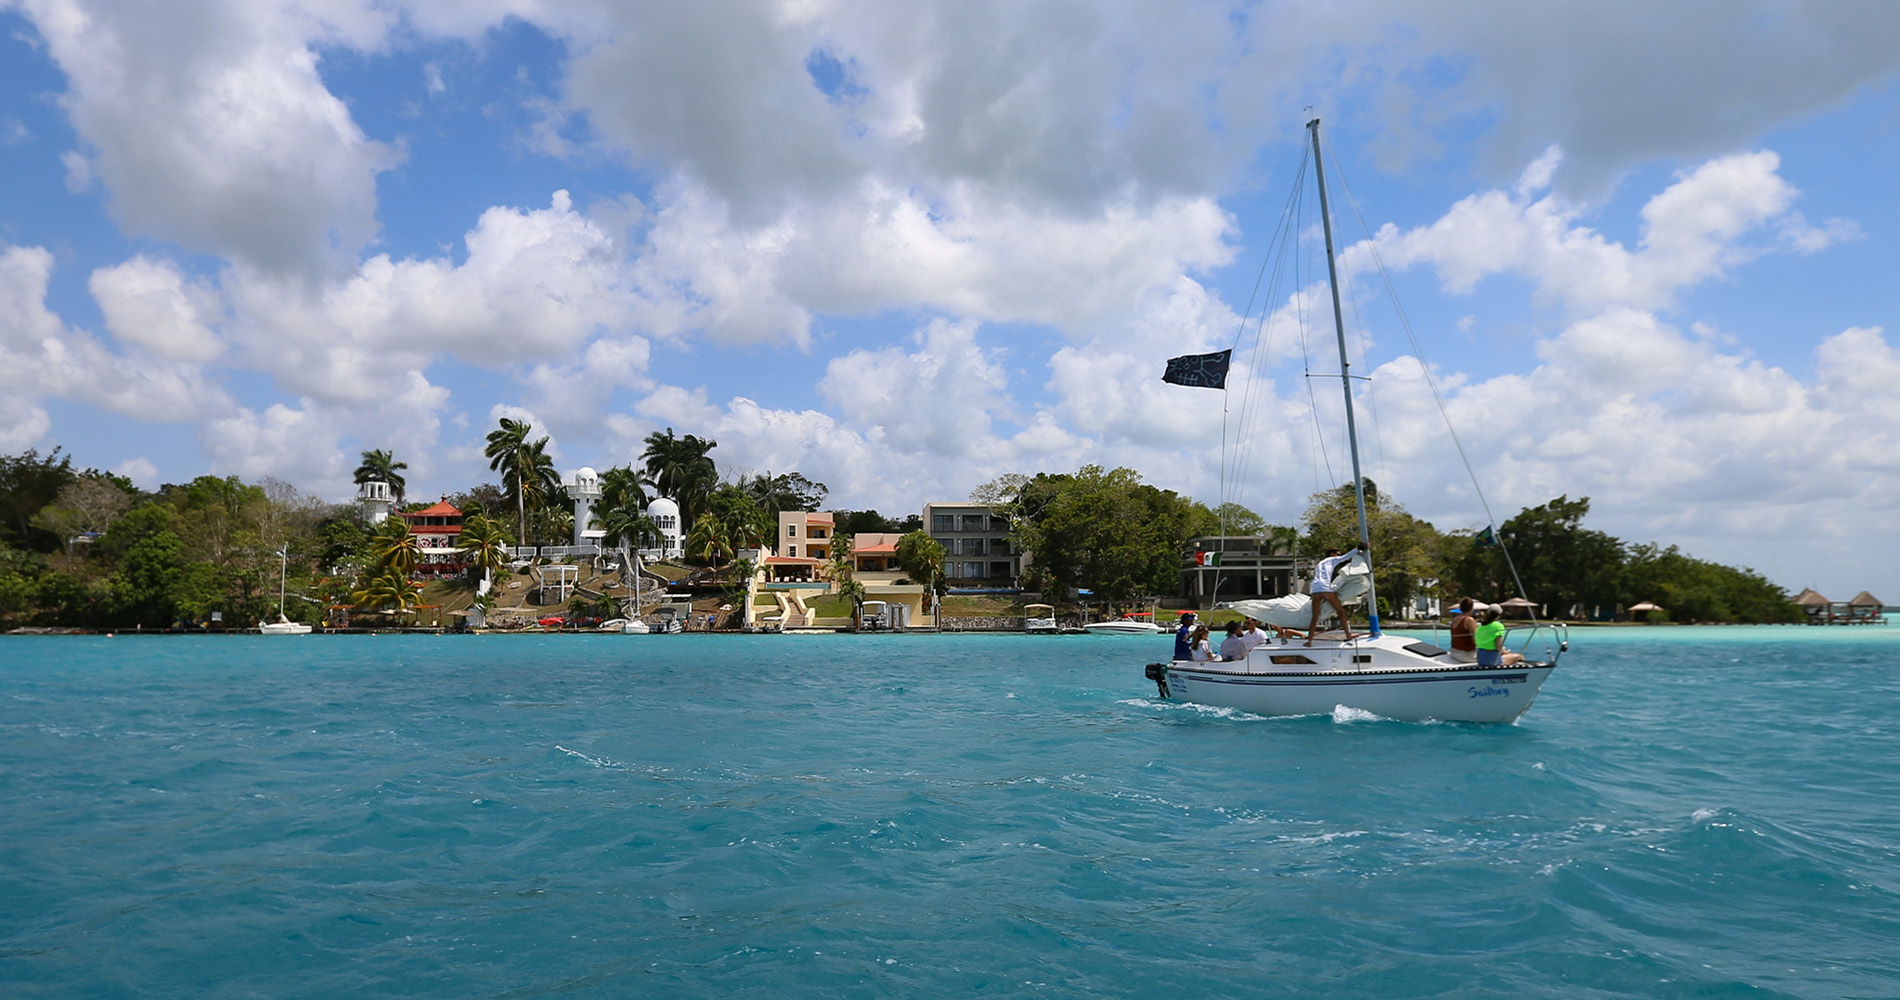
left=3, top=627, right=1898, bottom=998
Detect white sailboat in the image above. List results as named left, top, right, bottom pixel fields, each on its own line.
left=621, top=547, right=651, bottom=633
left=258, top=545, right=313, bottom=635
left=1143, top=118, right=1565, bottom=724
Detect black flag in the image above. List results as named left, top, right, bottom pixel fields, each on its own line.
left=1161, top=349, right=1232, bottom=389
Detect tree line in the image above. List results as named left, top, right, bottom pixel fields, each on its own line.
left=0, top=436, right=1800, bottom=628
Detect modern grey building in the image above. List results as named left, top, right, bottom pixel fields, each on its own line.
left=923, top=502, right=1022, bottom=589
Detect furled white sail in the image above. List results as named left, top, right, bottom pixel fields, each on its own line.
left=1218, top=552, right=1371, bottom=630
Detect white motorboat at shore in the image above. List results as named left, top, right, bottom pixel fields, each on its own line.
left=1083, top=614, right=1166, bottom=635
left=1141, top=117, right=1565, bottom=723
left=1024, top=604, right=1059, bottom=633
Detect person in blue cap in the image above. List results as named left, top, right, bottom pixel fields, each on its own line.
left=1173, top=611, right=1198, bottom=660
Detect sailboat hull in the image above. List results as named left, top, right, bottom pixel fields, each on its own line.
left=1147, top=635, right=1555, bottom=723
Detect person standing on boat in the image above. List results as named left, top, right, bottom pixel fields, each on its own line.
left=1448, top=598, right=1478, bottom=663
left=1173, top=611, right=1198, bottom=660
left=1304, top=545, right=1362, bottom=645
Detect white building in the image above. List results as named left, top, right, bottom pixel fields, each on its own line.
left=645, top=496, right=684, bottom=560
left=565, top=467, right=604, bottom=548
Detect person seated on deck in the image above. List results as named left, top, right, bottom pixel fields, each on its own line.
left=1218, top=621, right=1250, bottom=662
left=1188, top=625, right=1216, bottom=662
left=1239, top=617, right=1272, bottom=652
left=1448, top=598, right=1478, bottom=664
left=1474, top=606, right=1524, bottom=667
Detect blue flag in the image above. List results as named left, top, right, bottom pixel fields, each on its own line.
left=1475, top=525, right=1497, bottom=547
left=1162, top=349, right=1232, bottom=389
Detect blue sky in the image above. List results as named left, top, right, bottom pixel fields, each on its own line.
left=3, top=0, right=1898, bottom=600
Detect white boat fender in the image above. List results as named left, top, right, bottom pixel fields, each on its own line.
left=1144, top=663, right=1171, bottom=699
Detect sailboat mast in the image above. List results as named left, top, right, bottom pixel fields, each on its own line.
left=1307, top=116, right=1382, bottom=637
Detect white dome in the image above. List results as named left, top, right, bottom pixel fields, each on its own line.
left=646, top=496, right=680, bottom=516
left=572, top=466, right=599, bottom=487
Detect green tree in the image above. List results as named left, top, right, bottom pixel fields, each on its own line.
left=455, top=513, right=512, bottom=585
left=707, top=484, right=772, bottom=553
left=598, top=465, right=653, bottom=516
left=738, top=471, right=827, bottom=516
left=827, top=532, right=855, bottom=585
left=103, top=503, right=186, bottom=626
left=1456, top=496, right=1624, bottom=614
left=1006, top=465, right=1212, bottom=601
left=1211, top=501, right=1268, bottom=536
left=687, top=512, right=733, bottom=567
left=484, top=418, right=560, bottom=546
left=351, top=567, right=421, bottom=618
left=640, top=428, right=718, bottom=525
left=31, top=474, right=137, bottom=553
left=836, top=578, right=866, bottom=631
left=0, top=448, right=78, bottom=552
left=353, top=449, right=409, bottom=505
left=896, top=530, right=947, bottom=625
left=1301, top=479, right=1441, bottom=614
left=369, top=517, right=421, bottom=576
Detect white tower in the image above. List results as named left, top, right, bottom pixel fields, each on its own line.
left=359, top=480, right=394, bottom=524
left=646, top=496, right=683, bottom=560
left=565, top=467, right=602, bottom=548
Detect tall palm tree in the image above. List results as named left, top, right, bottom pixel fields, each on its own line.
left=641, top=428, right=717, bottom=523
left=369, top=516, right=421, bottom=576
left=826, top=533, right=855, bottom=585
left=897, top=530, right=947, bottom=626
left=484, top=418, right=560, bottom=546
left=455, top=513, right=512, bottom=594
left=353, top=449, right=409, bottom=505
left=598, top=465, right=652, bottom=516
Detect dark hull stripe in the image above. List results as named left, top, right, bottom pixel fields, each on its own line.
left=1173, top=667, right=1550, bottom=689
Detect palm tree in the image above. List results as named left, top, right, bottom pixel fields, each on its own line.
left=351, top=567, right=421, bottom=618
left=687, top=512, right=733, bottom=568
left=369, top=516, right=421, bottom=576
left=353, top=449, right=409, bottom=505
left=897, top=530, right=947, bottom=627
left=455, top=513, right=512, bottom=595
left=598, top=465, right=652, bottom=516
left=641, top=428, right=718, bottom=524
left=826, top=532, right=855, bottom=585
left=836, top=578, right=866, bottom=632
left=484, top=418, right=560, bottom=546
left=598, top=503, right=659, bottom=555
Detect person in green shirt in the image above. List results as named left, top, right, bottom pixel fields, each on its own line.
left=1474, top=605, right=1522, bottom=667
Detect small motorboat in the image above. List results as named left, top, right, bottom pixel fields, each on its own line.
left=1082, top=613, right=1165, bottom=635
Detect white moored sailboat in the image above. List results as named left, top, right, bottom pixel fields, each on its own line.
left=1142, top=117, right=1565, bottom=724
left=258, top=545, right=313, bottom=635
